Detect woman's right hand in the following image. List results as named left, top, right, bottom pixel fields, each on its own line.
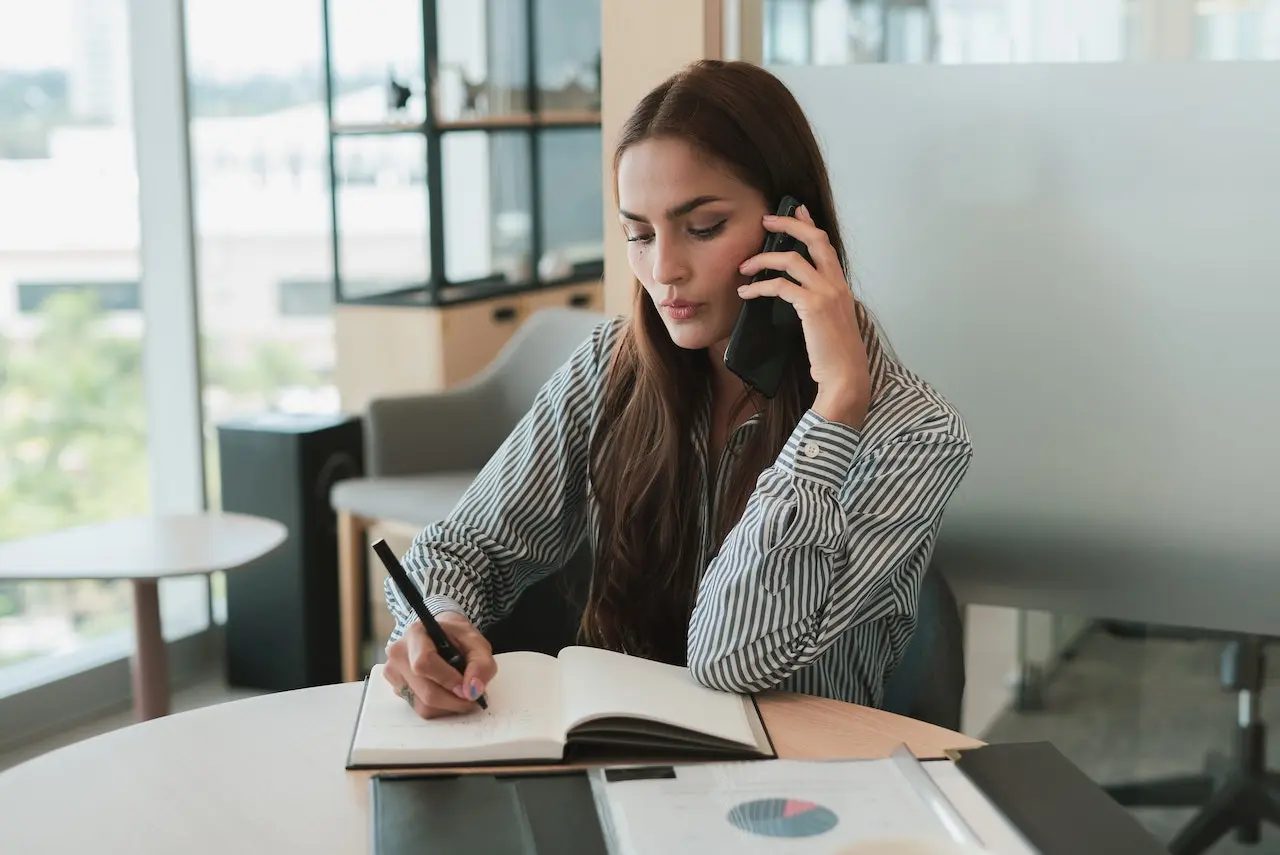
left=383, top=612, right=497, bottom=719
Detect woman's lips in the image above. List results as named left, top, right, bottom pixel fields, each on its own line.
left=661, top=301, right=702, bottom=321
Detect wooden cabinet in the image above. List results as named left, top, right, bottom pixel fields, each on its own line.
left=521, top=280, right=603, bottom=315
left=335, top=280, right=605, bottom=414
left=437, top=294, right=527, bottom=388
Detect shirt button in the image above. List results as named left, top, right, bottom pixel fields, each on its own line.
left=803, top=441, right=821, bottom=458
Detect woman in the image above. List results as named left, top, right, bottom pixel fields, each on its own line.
left=382, top=60, right=973, bottom=718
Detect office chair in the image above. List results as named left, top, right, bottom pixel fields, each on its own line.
left=1106, top=635, right=1280, bottom=855
left=330, top=308, right=608, bottom=679
left=483, top=537, right=594, bottom=657
left=881, top=561, right=966, bottom=731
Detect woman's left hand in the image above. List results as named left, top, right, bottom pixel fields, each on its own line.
left=736, top=204, right=872, bottom=428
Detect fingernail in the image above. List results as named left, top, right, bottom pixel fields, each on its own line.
left=738, top=261, right=750, bottom=271
left=469, top=679, right=484, bottom=700
left=798, top=204, right=810, bottom=218
left=762, top=213, right=776, bottom=221
left=453, top=684, right=469, bottom=700
left=737, top=285, right=748, bottom=295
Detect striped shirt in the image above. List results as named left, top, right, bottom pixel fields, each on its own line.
left=386, top=315, right=973, bottom=708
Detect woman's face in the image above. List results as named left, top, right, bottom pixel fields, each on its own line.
left=616, top=138, right=769, bottom=355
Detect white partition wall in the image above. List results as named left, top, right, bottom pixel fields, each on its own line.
left=773, top=62, right=1280, bottom=633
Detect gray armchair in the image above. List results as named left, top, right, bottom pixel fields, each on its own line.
left=330, top=307, right=609, bottom=681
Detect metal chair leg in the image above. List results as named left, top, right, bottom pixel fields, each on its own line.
left=1107, top=774, right=1215, bottom=808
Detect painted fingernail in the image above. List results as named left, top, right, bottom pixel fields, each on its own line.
left=469, top=679, right=484, bottom=699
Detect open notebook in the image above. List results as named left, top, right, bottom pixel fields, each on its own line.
left=346, top=646, right=775, bottom=769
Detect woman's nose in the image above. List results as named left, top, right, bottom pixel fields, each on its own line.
left=650, top=234, right=690, bottom=286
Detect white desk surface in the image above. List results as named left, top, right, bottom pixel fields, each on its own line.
left=0, top=681, right=981, bottom=855
left=0, top=512, right=287, bottom=581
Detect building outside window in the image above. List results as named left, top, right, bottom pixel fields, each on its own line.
left=0, top=0, right=160, bottom=691
left=761, top=0, right=1280, bottom=66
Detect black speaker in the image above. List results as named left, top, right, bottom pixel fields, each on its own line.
left=216, top=412, right=363, bottom=690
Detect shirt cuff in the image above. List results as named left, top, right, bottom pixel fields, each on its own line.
left=776, top=410, right=864, bottom=488
left=423, top=595, right=470, bottom=622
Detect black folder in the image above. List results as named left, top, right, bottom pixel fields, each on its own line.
left=371, top=771, right=610, bottom=855
left=370, top=741, right=1166, bottom=855
left=949, top=741, right=1167, bottom=855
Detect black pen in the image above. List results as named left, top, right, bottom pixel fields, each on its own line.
left=371, top=539, right=488, bottom=710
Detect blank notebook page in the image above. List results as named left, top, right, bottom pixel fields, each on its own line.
left=557, top=646, right=757, bottom=747
left=353, top=656, right=562, bottom=758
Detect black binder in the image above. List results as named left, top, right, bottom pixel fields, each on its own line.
left=370, top=741, right=1165, bottom=855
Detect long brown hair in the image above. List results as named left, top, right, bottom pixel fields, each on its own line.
left=580, top=60, right=854, bottom=664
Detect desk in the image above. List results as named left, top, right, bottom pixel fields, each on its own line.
left=0, top=513, right=286, bottom=720
left=0, top=682, right=981, bottom=855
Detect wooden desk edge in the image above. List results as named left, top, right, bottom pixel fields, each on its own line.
left=342, top=688, right=983, bottom=779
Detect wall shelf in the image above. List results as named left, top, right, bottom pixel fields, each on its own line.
left=322, top=0, right=606, bottom=407
left=321, top=0, right=604, bottom=308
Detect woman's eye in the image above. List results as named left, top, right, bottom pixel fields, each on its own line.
left=626, top=232, right=654, bottom=244
left=689, top=220, right=727, bottom=240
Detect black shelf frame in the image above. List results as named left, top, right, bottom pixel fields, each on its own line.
left=320, top=0, right=603, bottom=309
left=329, top=118, right=601, bottom=135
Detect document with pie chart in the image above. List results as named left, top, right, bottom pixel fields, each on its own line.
left=588, top=750, right=1024, bottom=855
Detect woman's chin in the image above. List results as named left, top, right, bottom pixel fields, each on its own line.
left=664, top=322, right=721, bottom=351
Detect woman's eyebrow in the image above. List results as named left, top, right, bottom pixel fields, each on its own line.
left=618, top=195, right=724, bottom=224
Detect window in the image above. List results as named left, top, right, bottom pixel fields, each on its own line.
left=184, top=0, right=339, bottom=616
left=764, top=0, right=814, bottom=65
left=278, top=279, right=333, bottom=318
left=0, top=1, right=216, bottom=724
left=0, top=0, right=147, bottom=691
left=760, top=0, right=1280, bottom=65
left=16, top=280, right=141, bottom=313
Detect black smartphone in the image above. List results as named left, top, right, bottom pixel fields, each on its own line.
left=723, top=195, right=812, bottom=399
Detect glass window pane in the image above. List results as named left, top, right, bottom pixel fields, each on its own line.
left=535, top=0, right=601, bottom=120
left=762, top=0, right=1280, bottom=65
left=333, top=133, right=430, bottom=299
left=536, top=128, right=602, bottom=283
left=326, top=0, right=426, bottom=126
left=186, top=0, right=342, bottom=598
left=765, top=0, right=813, bottom=65
left=436, top=0, right=531, bottom=125
left=443, top=130, right=532, bottom=285
left=0, top=0, right=148, bottom=692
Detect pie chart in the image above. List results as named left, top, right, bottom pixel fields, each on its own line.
left=727, top=798, right=839, bottom=838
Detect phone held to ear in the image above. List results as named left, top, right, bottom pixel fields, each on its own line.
left=723, top=195, right=812, bottom=399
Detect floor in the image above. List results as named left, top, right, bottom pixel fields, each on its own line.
left=987, top=629, right=1280, bottom=853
